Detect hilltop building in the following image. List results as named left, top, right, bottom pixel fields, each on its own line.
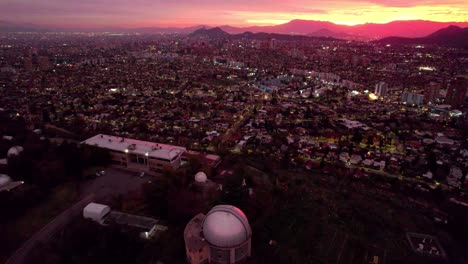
left=184, top=205, right=252, bottom=264
left=82, top=134, right=186, bottom=173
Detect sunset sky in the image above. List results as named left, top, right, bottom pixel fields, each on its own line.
left=1, top=0, right=467, bottom=28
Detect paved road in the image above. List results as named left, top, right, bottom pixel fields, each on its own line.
left=217, top=106, right=255, bottom=150
left=5, top=194, right=96, bottom=264
left=5, top=167, right=149, bottom=264
left=344, top=162, right=457, bottom=192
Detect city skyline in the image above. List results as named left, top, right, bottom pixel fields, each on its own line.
left=1, top=0, right=467, bottom=28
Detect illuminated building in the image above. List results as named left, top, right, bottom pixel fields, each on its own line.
left=374, top=82, right=388, bottom=98
left=424, top=82, right=440, bottom=104
left=445, top=76, right=467, bottom=108
left=82, top=134, right=186, bottom=173
left=269, top=38, right=276, bottom=50
left=184, top=205, right=252, bottom=264
left=402, top=91, right=424, bottom=106
left=368, top=93, right=378, bottom=101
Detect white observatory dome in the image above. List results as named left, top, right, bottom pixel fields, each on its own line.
left=0, top=174, right=12, bottom=187
left=7, top=146, right=24, bottom=158
left=202, top=205, right=252, bottom=248
left=194, top=172, right=207, bottom=183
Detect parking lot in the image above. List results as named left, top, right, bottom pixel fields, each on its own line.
left=80, top=166, right=150, bottom=200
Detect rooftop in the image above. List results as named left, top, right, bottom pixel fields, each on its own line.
left=104, top=211, right=159, bottom=230
left=82, top=134, right=186, bottom=161
left=406, top=232, right=446, bottom=259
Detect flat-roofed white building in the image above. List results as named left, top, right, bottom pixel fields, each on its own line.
left=82, top=134, right=186, bottom=173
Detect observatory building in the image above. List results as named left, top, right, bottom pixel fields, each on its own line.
left=7, top=146, right=24, bottom=158
left=184, top=205, right=252, bottom=264
left=82, top=134, right=186, bottom=173
left=0, top=174, right=24, bottom=192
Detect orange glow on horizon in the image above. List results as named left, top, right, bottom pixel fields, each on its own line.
left=224, top=3, right=468, bottom=27
left=244, top=19, right=364, bottom=26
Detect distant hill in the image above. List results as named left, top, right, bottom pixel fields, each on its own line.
left=129, top=25, right=208, bottom=34
left=347, top=20, right=468, bottom=38
left=2, top=19, right=468, bottom=40
left=375, top=25, right=468, bottom=48
left=307, top=28, right=352, bottom=39
left=235, top=32, right=339, bottom=42
left=220, top=20, right=468, bottom=39
left=0, top=21, right=47, bottom=32
left=0, top=21, right=207, bottom=34
left=189, top=27, right=231, bottom=38
left=188, top=27, right=341, bottom=42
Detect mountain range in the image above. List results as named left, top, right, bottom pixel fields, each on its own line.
left=189, top=27, right=340, bottom=42
left=1, top=19, right=468, bottom=40
left=375, top=25, right=468, bottom=48
left=220, top=19, right=468, bottom=39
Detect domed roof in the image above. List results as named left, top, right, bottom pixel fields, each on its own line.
left=202, top=205, right=251, bottom=248
left=7, top=146, right=24, bottom=158
left=194, top=172, right=207, bottom=183
left=0, top=174, right=12, bottom=187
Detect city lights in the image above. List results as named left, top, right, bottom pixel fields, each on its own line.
left=0, top=3, right=466, bottom=263
left=368, top=93, right=378, bottom=100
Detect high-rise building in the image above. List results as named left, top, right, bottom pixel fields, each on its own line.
left=424, top=82, right=441, bottom=104
left=269, top=38, right=276, bottom=50
left=445, top=76, right=467, bottom=108
left=402, top=91, right=424, bottom=106
left=374, top=82, right=388, bottom=98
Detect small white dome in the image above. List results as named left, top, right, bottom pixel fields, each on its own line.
left=7, top=146, right=24, bottom=158
left=194, top=172, right=207, bottom=183
left=202, top=205, right=251, bottom=248
left=0, top=174, right=12, bottom=187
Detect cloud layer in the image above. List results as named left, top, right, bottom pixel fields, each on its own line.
left=0, top=0, right=466, bottom=27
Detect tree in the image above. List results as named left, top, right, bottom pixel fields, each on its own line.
left=188, top=158, right=202, bottom=175
left=81, top=145, right=111, bottom=167
left=459, top=164, right=467, bottom=193
left=427, top=151, right=437, bottom=173
left=352, top=130, right=363, bottom=145
left=143, top=179, right=169, bottom=217
left=58, top=142, right=84, bottom=180
left=378, top=136, right=385, bottom=150
left=34, top=158, right=66, bottom=188
left=25, top=218, right=148, bottom=264
left=167, top=189, right=204, bottom=223
left=222, top=166, right=247, bottom=207
left=366, top=135, right=374, bottom=147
